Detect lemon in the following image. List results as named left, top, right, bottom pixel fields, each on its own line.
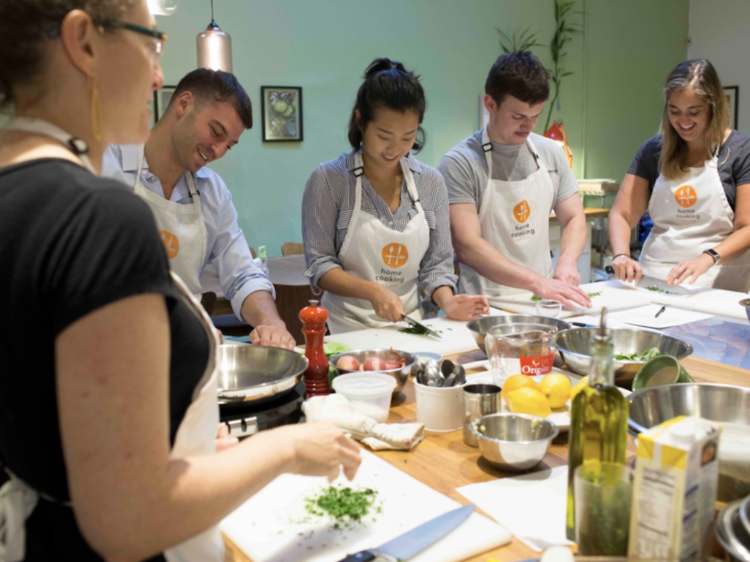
left=569, top=376, right=589, bottom=403
left=539, top=374, right=572, bottom=409
left=501, top=374, right=540, bottom=406
left=507, top=387, right=552, bottom=417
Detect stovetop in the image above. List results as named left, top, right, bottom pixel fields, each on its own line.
left=219, top=381, right=305, bottom=438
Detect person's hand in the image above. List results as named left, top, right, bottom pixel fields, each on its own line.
left=442, top=294, right=490, bottom=321
left=249, top=323, right=296, bottom=350
left=611, top=254, right=643, bottom=283
left=369, top=285, right=404, bottom=323
left=553, top=260, right=581, bottom=286
left=215, top=423, right=239, bottom=452
left=534, top=278, right=592, bottom=309
left=281, top=420, right=361, bottom=482
left=665, top=253, right=714, bottom=286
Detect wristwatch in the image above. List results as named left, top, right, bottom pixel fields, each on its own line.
left=703, top=248, right=721, bottom=265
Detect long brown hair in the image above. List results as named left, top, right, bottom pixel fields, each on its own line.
left=659, top=59, right=729, bottom=180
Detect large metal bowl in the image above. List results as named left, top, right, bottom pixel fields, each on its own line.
left=216, top=344, right=308, bottom=405
left=467, top=314, right=572, bottom=355
left=470, top=413, right=559, bottom=472
left=629, top=383, right=750, bottom=503
left=740, top=298, right=750, bottom=324
left=329, top=348, right=416, bottom=395
left=553, top=327, right=692, bottom=386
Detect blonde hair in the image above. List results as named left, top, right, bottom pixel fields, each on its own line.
left=659, top=59, right=729, bottom=180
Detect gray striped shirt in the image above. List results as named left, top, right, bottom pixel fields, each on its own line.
left=302, top=151, right=458, bottom=309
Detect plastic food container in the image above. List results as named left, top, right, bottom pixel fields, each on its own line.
left=332, top=373, right=396, bottom=423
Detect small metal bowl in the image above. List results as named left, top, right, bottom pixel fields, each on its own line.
left=329, top=348, right=416, bottom=395
left=553, top=327, right=692, bottom=386
left=216, top=344, right=308, bottom=405
left=741, top=298, right=750, bottom=324
left=467, top=314, right=572, bottom=355
left=470, top=413, right=559, bottom=472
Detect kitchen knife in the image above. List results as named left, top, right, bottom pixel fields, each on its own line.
left=605, top=266, right=692, bottom=295
left=402, top=314, right=443, bottom=339
left=336, top=504, right=474, bottom=562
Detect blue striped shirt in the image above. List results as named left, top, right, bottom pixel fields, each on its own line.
left=302, top=151, right=458, bottom=309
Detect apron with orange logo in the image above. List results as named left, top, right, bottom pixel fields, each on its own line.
left=458, top=128, right=554, bottom=306
left=641, top=152, right=750, bottom=292
left=322, top=152, right=430, bottom=334
left=134, top=147, right=208, bottom=298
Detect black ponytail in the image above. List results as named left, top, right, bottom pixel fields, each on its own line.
left=347, top=57, right=427, bottom=153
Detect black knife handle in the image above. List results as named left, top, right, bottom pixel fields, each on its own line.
left=605, top=265, right=614, bottom=274
left=336, top=551, right=377, bottom=562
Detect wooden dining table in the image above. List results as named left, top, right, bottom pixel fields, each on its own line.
left=224, top=347, right=750, bottom=562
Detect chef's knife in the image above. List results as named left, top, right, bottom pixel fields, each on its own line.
left=402, top=314, right=443, bottom=339
left=605, top=266, right=692, bottom=295
left=336, top=504, right=474, bottom=562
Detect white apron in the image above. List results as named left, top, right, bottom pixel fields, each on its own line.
left=135, top=147, right=208, bottom=299
left=641, top=151, right=750, bottom=292
left=322, top=153, right=430, bottom=334
left=0, top=122, right=222, bottom=561
left=458, top=129, right=555, bottom=307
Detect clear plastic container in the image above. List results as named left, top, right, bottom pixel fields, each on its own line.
left=332, top=373, right=395, bottom=423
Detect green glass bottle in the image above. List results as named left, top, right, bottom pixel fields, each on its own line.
left=565, top=309, right=629, bottom=541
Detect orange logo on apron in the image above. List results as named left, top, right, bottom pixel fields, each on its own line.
left=513, top=200, right=531, bottom=223
left=675, top=185, right=697, bottom=208
left=381, top=243, right=409, bottom=268
left=160, top=230, right=180, bottom=259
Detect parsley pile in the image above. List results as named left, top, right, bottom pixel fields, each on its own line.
left=303, top=486, right=381, bottom=530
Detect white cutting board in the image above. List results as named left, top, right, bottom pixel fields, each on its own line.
left=325, top=312, right=506, bottom=356
left=490, top=280, right=652, bottom=318
left=221, top=450, right=511, bottom=562
left=647, top=286, right=749, bottom=320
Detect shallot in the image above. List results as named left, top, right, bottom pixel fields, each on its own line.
left=336, top=355, right=360, bottom=371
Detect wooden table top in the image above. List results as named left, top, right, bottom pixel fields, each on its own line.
left=224, top=349, right=749, bottom=562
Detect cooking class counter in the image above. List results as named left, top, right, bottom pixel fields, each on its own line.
left=223, top=346, right=750, bottom=562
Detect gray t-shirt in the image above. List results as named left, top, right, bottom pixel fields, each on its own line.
left=438, top=131, right=579, bottom=210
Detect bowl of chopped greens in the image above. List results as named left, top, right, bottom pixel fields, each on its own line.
left=553, top=327, right=692, bottom=387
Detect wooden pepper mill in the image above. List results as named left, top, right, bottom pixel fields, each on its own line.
left=299, top=300, right=330, bottom=397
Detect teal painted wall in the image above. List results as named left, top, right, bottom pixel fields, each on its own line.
left=156, top=0, right=688, bottom=256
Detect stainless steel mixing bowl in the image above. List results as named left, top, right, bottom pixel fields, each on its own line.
left=553, top=327, right=692, bottom=386
left=467, top=314, right=572, bottom=355
left=216, top=344, right=308, bottom=405
left=329, top=348, right=416, bottom=395
left=741, top=298, right=750, bottom=324
left=470, top=413, right=559, bottom=472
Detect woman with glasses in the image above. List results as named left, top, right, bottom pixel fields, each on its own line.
left=0, top=1, right=360, bottom=561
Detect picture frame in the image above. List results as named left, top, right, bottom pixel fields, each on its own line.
left=153, top=85, right=176, bottom=124
left=724, top=85, right=739, bottom=130
left=261, top=86, right=303, bottom=142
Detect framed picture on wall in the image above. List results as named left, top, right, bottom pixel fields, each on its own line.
left=153, top=85, right=176, bottom=124
left=724, top=85, right=739, bottom=129
left=261, top=86, right=303, bottom=142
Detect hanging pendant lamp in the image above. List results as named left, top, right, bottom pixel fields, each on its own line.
left=196, top=0, right=233, bottom=73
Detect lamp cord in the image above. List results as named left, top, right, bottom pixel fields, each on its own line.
left=210, top=0, right=215, bottom=23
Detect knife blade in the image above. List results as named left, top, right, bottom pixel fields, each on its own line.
left=336, top=504, right=474, bottom=562
left=635, top=274, right=692, bottom=295
left=402, top=315, right=443, bottom=339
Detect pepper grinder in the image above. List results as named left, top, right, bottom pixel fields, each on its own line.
left=299, top=299, right=330, bottom=397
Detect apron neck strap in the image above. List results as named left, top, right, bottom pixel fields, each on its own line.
left=136, top=145, right=199, bottom=199
left=5, top=116, right=97, bottom=175
left=481, top=127, right=541, bottom=174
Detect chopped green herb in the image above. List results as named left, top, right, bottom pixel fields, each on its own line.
left=646, top=285, right=665, bottom=293
left=302, top=485, right=380, bottom=529
left=614, top=347, right=661, bottom=361
left=530, top=295, right=542, bottom=302
left=587, top=291, right=602, bottom=298
left=398, top=325, right=443, bottom=336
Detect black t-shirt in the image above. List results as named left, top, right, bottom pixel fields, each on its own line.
left=0, top=159, right=209, bottom=561
left=628, top=131, right=750, bottom=211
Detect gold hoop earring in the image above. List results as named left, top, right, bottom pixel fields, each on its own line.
left=88, top=75, right=103, bottom=142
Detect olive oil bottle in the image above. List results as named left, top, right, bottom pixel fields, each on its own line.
left=565, top=309, right=629, bottom=541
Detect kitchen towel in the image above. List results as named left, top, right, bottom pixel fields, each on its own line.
left=457, top=465, right=573, bottom=552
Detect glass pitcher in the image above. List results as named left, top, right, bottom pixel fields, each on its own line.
left=485, top=323, right=558, bottom=386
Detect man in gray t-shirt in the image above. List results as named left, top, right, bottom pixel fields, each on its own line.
left=439, top=51, right=591, bottom=309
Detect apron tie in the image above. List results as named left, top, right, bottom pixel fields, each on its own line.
left=0, top=472, right=39, bottom=562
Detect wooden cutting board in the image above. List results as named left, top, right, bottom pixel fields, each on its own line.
left=324, top=313, right=506, bottom=356
left=490, top=280, right=652, bottom=318
left=221, top=450, right=511, bottom=562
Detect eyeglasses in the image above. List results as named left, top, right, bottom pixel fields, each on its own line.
left=102, top=20, right=167, bottom=62
left=47, top=19, right=167, bottom=62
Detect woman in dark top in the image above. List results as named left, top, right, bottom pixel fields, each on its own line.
left=0, top=1, right=360, bottom=561
left=609, top=59, right=750, bottom=292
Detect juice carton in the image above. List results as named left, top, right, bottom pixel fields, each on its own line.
left=628, top=416, right=720, bottom=560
